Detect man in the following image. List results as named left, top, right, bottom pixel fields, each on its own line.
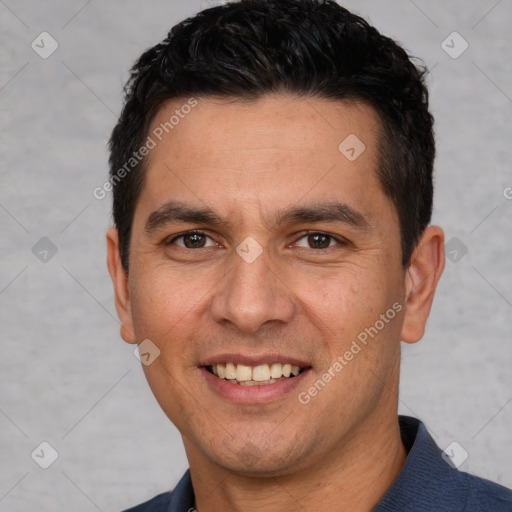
left=106, top=1, right=512, bottom=510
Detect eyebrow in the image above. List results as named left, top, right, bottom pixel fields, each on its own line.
left=145, top=201, right=226, bottom=233
left=144, top=200, right=370, bottom=234
left=272, top=202, right=370, bottom=230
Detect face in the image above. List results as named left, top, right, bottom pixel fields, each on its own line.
left=108, top=95, right=442, bottom=478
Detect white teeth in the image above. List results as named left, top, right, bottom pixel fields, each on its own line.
left=225, top=362, right=237, bottom=380
left=270, top=363, right=282, bottom=379
left=210, top=362, right=304, bottom=383
left=252, top=364, right=271, bottom=382
left=235, top=364, right=252, bottom=382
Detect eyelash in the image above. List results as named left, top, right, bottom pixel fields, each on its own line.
left=166, top=230, right=349, bottom=250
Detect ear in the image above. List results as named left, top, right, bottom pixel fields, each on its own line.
left=401, top=225, right=445, bottom=344
left=106, top=227, right=136, bottom=344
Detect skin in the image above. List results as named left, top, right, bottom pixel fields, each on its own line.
left=107, top=95, right=445, bottom=512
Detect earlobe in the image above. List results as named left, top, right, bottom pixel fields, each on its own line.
left=106, top=227, right=137, bottom=344
left=401, top=225, right=445, bottom=344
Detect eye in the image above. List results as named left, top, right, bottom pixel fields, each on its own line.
left=295, top=232, right=347, bottom=250
left=167, top=230, right=217, bottom=249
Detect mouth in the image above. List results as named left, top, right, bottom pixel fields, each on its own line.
left=205, top=362, right=307, bottom=386
left=200, top=358, right=311, bottom=403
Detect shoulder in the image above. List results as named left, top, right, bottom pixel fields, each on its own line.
left=460, top=471, right=512, bottom=511
left=375, top=417, right=512, bottom=511
left=121, top=491, right=173, bottom=512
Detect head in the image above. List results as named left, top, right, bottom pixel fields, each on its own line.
left=107, top=0, right=444, bottom=478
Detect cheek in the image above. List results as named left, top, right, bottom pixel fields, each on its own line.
left=130, top=271, right=202, bottom=417
left=313, top=266, right=378, bottom=313
left=299, top=264, right=401, bottom=352
left=129, top=268, right=191, bottom=341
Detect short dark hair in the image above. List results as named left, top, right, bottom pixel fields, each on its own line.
left=109, top=0, right=434, bottom=272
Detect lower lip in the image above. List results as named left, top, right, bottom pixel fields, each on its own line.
left=200, top=367, right=310, bottom=404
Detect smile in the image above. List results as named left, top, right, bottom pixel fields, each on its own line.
left=201, top=357, right=311, bottom=403
left=206, top=362, right=305, bottom=386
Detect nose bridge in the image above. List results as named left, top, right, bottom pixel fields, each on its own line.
left=210, top=241, right=295, bottom=333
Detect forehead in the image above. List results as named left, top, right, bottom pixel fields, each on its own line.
left=136, top=95, right=393, bottom=226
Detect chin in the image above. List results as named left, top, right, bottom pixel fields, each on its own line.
left=215, top=453, right=300, bottom=478
left=201, top=430, right=315, bottom=478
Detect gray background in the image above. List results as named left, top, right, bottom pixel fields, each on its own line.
left=1, top=0, right=511, bottom=510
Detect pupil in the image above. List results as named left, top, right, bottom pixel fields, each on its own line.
left=186, top=233, right=205, bottom=248
left=309, top=233, right=329, bottom=249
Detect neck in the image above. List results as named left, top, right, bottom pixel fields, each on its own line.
left=187, top=413, right=407, bottom=512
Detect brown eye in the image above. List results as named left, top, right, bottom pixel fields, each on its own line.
left=183, top=232, right=206, bottom=248
left=295, top=232, right=341, bottom=249
left=308, top=233, right=332, bottom=249
left=168, top=231, right=214, bottom=249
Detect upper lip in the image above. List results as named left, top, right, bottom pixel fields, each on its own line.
left=199, top=353, right=311, bottom=368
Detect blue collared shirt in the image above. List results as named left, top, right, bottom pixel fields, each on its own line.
left=123, top=416, right=512, bottom=511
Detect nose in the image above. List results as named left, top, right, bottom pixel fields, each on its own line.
left=210, top=243, right=295, bottom=334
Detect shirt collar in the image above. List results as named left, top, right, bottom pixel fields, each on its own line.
left=373, top=415, right=467, bottom=511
